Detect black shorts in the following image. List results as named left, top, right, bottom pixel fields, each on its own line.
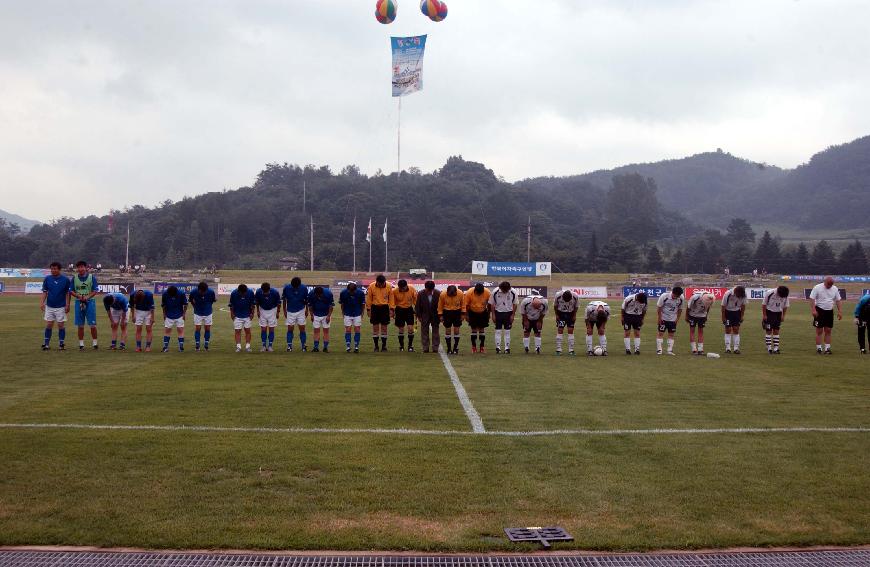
left=556, top=311, right=576, bottom=329
left=442, top=309, right=462, bottom=329
left=723, top=310, right=742, bottom=328
left=623, top=314, right=643, bottom=331
left=688, top=316, right=707, bottom=328
left=658, top=320, right=677, bottom=333
left=585, top=315, right=608, bottom=330
left=494, top=311, right=513, bottom=330
left=524, top=318, right=543, bottom=334
left=763, top=311, right=783, bottom=331
left=370, top=304, right=390, bottom=325
left=467, top=310, right=490, bottom=329
left=394, top=306, right=415, bottom=327
left=813, top=308, right=834, bottom=329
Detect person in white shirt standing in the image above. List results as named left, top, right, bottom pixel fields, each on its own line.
left=621, top=292, right=647, bottom=355
left=685, top=291, right=714, bottom=355
left=489, top=282, right=518, bottom=354
left=721, top=285, right=747, bottom=354
left=762, top=286, right=790, bottom=354
left=809, top=276, right=843, bottom=355
left=656, top=286, right=684, bottom=355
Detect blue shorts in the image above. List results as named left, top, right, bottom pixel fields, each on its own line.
left=74, top=299, right=97, bottom=326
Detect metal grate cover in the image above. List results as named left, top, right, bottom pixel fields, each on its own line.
left=0, top=551, right=868, bottom=567
left=504, top=527, right=574, bottom=549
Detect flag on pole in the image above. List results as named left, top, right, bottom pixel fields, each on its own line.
left=352, top=216, right=356, bottom=246
left=383, top=218, right=388, bottom=242
left=366, top=218, right=372, bottom=243
left=391, top=35, right=427, bottom=97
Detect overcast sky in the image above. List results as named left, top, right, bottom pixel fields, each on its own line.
left=2, top=0, right=869, bottom=221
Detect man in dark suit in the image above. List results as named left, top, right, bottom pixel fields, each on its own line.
left=415, top=280, right=441, bottom=353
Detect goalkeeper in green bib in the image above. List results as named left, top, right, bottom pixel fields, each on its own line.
left=71, top=260, right=100, bottom=350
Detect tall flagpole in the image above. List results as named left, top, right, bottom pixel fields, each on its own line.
left=384, top=218, right=388, bottom=273
left=397, top=97, right=402, bottom=175
left=367, top=218, right=372, bottom=274
left=309, top=215, right=314, bottom=271
left=124, top=221, right=130, bottom=268
left=527, top=216, right=531, bottom=262
left=352, top=216, right=357, bottom=274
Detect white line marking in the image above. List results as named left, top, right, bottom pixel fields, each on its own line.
left=1, top=423, right=868, bottom=437
left=438, top=349, right=485, bottom=433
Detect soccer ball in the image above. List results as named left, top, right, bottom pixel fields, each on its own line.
left=593, top=346, right=604, bottom=356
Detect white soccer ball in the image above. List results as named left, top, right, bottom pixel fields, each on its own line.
left=706, top=352, right=721, bottom=359
left=593, top=346, right=604, bottom=356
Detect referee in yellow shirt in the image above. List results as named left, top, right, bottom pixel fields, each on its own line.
left=390, top=279, right=417, bottom=352
left=367, top=274, right=393, bottom=352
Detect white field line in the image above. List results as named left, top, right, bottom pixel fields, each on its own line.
left=1, top=423, right=868, bottom=437
left=438, top=349, right=486, bottom=433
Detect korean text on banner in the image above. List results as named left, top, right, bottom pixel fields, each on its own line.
left=472, top=261, right=551, bottom=277
left=391, top=35, right=427, bottom=97
left=685, top=287, right=729, bottom=300
left=623, top=286, right=668, bottom=298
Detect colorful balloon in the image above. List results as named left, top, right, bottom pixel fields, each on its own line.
left=375, top=0, right=397, bottom=24
left=420, top=0, right=447, bottom=22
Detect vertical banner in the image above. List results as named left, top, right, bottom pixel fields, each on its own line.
left=391, top=35, right=427, bottom=97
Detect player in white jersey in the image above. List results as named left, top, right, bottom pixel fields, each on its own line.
left=685, top=292, right=715, bottom=355
left=489, top=282, right=519, bottom=354
left=762, top=286, right=790, bottom=354
left=720, top=286, right=747, bottom=354
left=621, top=292, right=648, bottom=355
left=553, top=290, right=579, bottom=355
left=519, top=295, right=548, bottom=354
left=656, top=287, right=684, bottom=355
left=809, top=276, right=843, bottom=355
left=584, top=301, right=610, bottom=356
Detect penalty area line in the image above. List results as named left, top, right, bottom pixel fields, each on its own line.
left=438, top=349, right=486, bottom=433
left=1, top=423, right=868, bottom=437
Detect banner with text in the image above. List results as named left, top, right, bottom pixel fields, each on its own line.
left=471, top=281, right=548, bottom=297
left=0, top=268, right=47, bottom=278
left=472, top=261, right=551, bottom=277
left=391, top=35, right=427, bottom=97
left=101, top=282, right=135, bottom=295
left=24, top=282, right=43, bottom=294
left=562, top=286, right=608, bottom=299
left=153, top=282, right=199, bottom=295
left=622, top=286, right=668, bottom=298
left=782, top=275, right=870, bottom=283
left=685, top=287, right=729, bottom=300
left=217, top=283, right=259, bottom=296
left=747, top=288, right=770, bottom=300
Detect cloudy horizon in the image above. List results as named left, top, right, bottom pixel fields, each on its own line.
left=2, top=0, right=869, bottom=222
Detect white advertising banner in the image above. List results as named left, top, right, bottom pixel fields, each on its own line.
left=562, top=286, right=608, bottom=299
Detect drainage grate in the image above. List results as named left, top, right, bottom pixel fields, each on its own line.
left=0, top=551, right=868, bottom=567
left=504, top=527, right=574, bottom=549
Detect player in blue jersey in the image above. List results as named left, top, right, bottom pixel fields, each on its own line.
left=255, top=282, right=282, bottom=352
left=102, top=292, right=129, bottom=350
left=282, top=277, right=309, bottom=352
left=71, top=260, right=100, bottom=350
left=130, top=289, right=156, bottom=352
left=189, top=281, right=217, bottom=351
left=339, top=281, right=366, bottom=353
left=40, top=262, right=71, bottom=350
left=161, top=285, right=188, bottom=352
left=229, top=284, right=256, bottom=353
left=307, top=286, right=335, bottom=352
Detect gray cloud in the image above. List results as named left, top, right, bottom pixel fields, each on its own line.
left=1, top=0, right=869, bottom=221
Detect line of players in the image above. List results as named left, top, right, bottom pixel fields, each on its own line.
left=40, top=262, right=869, bottom=355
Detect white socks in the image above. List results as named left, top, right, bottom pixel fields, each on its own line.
left=656, top=338, right=663, bottom=352
left=624, top=337, right=631, bottom=350
left=599, top=335, right=607, bottom=349
left=725, top=334, right=732, bottom=349
left=494, top=329, right=502, bottom=348
left=667, top=338, right=674, bottom=352
left=634, top=337, right=641, bottom=350
left=534, top=335, right=541, bottom=349
left=586, top=335, right=593, bottom=351
left=567, top=334, right=575, bottom=351
left=555, top=334, right=563, bottom=352
left=504, top=330, right=511, bottom=349
left=734, top=334, right=740, bottom=349
left=523, top=337, right=530, bottom=349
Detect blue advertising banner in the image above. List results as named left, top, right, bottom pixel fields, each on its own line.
left=471, top=261, right=551, bottom=277
left=782, top=275, right=870, bottom=283
left=623, top=286, right=668, bottom=298
left=153, top=282, right=198, bottom=295
left=0, top=268, right=47, bottom=278
left=391, top=35, right=427, bottom=97
left=0, top=281, right=4, bottom=292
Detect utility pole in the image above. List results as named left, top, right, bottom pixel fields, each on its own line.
left=527, top=216, right=531, bottom=262
left=352, top=215, right=357, bottom=274
left=124, top=221, right=130, bottom=269
left=302, top=180, right=306, bottom=215
left=309, top=215, right=314, bottom=271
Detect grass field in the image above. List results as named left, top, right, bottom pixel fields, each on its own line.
left=0, top=293, right=868, bottom=551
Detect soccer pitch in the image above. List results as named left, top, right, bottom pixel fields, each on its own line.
left=1, top=294, right=868, bottom=551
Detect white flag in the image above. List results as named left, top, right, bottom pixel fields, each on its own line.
left=383, top=218, right=388, bottom=242
left=352, top=216, right=356, bottom=247
left=366, top=218, right=372, bottom=243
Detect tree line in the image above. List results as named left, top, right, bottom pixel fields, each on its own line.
left=0, top=156, right=866, bottom=274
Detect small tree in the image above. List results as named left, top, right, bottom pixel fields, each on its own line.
left=810, top=240, right=837, bottom=274
left=838, top=240, right=868, bottom=274
left=726, top=218, right=756, bottom=244
left=645, top=245, right=664, bottom=272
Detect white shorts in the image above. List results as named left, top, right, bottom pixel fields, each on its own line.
left=343, top=315, right=362, bottom=328
left=233, top=317, right=252, bottom=330
left=109, top=308, right=127, bottom=325
left=133, top=310, right=153, bottom=326
left=164, top=317, right=185, bottom=329
left=286, top=309, right=306, bottom=326
left=258, top=307, right=278, bottom=327
left=44, top=306, right=67, bottom=323
left=312, top=315, right=331, bottom=329
left=193, top=314, right=213, bottom=326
